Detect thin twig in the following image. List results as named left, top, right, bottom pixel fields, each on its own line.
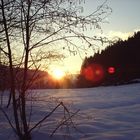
left=50, top=109, right=80, bottom=137
left=0, top=107, right=17, bottom=134
left=29, top=102, right=63, bottom=133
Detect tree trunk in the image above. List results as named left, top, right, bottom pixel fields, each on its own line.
left=1, top=0, right=21, bottom=137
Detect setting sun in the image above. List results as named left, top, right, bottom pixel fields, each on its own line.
left=52, top=69, right=65, bottom=80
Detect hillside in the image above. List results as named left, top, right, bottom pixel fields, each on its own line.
left=0, top=64, right=75, bottom=89
left=0, top=64, right=50, bottom=89
left=77, top=32, right=140, bottom=87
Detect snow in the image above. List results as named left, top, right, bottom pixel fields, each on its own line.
left=0, top=83, right=140, bottom=140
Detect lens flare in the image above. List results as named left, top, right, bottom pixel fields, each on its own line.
left=82, top=64, right=105, bottom=82
left=108, top=67, right=115, bottom=74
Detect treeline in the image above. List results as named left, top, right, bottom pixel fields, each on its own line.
left=0, top=65, right=48, bottom=90
left=76, top=31, right=140, bottom=87
left=1, top=32, right=140, bottom=89
left=0, top=64, right=75, bottom=90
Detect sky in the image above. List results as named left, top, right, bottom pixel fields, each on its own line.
left=49, top=0, right=140, bottom=75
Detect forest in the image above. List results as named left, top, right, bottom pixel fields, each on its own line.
left=76, top=31, right=140, bottom=87
left=1, top=32, right=140, bottom=89
left=0, top=64, right=74, bottom=89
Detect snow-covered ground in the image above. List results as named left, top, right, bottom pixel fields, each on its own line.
left=0, top=83, right=140, bottom=140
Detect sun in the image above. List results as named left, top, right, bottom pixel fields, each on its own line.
left=52, top=69, right=65, bottom=80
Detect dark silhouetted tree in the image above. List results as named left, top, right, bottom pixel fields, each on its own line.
left=0, top=0, right=112, bottom=139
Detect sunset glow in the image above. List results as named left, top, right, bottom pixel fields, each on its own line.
left=52, top=69, right=65, bottom=80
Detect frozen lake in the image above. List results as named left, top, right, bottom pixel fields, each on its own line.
left=0, top=83, right=140, bottom=140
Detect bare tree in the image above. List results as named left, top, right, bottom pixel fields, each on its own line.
left=0, top=0, right=112, bottom=140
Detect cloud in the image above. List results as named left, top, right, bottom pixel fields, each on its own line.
left=108, top=31, right=133, bottom=40
left=134, top=28, right=140, bottom=33
left=107, top=29, right=140, bottom=41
